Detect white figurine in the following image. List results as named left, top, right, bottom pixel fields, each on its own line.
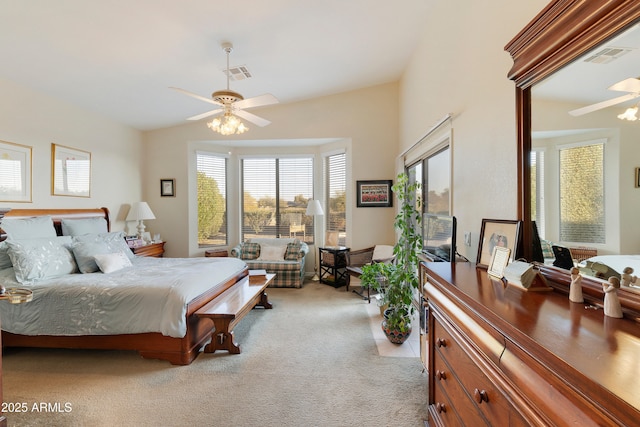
left=603, top=276, right=623, bottom=318
left=569, top=267, right=584, bottom=303
left=621, top=267, right=637, bottom=287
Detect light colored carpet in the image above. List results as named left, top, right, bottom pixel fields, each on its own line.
left=2, top=281, right=428, bottom=426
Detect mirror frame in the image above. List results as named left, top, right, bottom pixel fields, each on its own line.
left=505, top=0, right=640, bottom=316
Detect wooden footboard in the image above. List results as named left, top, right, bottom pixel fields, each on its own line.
left=0, top=207, right=249, bottom=365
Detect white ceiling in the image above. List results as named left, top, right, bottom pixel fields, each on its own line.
left=0, top=0, right=432, bottom=131
left=534, top=23, right=640, bottom=108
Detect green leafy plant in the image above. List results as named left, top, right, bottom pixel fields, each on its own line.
left=360, top=172, right=422, bottom=335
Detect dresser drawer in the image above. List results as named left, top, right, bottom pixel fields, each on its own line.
left=430, top=380, right=463, bottom=427
left=434, top=314, right=523, bottom=427
left=433, top=351, right=487, bottom=426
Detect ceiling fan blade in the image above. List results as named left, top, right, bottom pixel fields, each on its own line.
left=187, top=109, right=223, bottom=121
left=234, top=109, right=271, bottom=127
left=609, top=77, right=640, bottom=93
left=568, top=93, right=640, bottom=116
left=169, top=87, right=221, bottom=106
left=234, top=93, right=279, bottom=110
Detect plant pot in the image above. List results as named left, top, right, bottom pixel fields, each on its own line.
left=381, top=308, right=412, bottom=344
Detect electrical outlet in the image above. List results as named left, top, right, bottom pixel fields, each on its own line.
left=464, top=232, right=472, bottom=246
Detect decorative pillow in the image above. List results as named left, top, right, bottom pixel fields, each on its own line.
left=541, top=239, right=554, bottom=259
left=72, top=240, right=111, bottom=273
left=61, top=217, right=108, bottom=236
left=0, top=241, right=12, bottom=269
left=241, top=242, right=261, bottom=260
left=93, top=252, right=132, bottom=274
left=258, top=245, right=287, bottom=261
left=6, top=236, right=77, bottom=284
left=284, top=242, right=302, bottom=261
left=0, top=216, right=57, bottom=239
left=73, top=231, right=135, bottom=260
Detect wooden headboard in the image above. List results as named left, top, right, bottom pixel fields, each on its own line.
left=0, top=207, right=110, bottom=240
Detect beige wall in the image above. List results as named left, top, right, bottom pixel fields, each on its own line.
left=143, top=82, right=399, bottom=264
left=399, top=0, right=549, bottom=261
left=0, top=77, right=142, bottom=231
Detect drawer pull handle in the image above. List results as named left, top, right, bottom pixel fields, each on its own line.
left=436, top=403, right=446, bottom=413
left=436, top=370, right=447, bottom=380
left=436, top=338, right=446, bottom=348
left=474, top=388, right=489, bottom=404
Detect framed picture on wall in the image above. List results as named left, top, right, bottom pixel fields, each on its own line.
left=476, top=219, right=521, bottom=269
left=356, top=180, right=393, bottom=208
left=51, top=143, right=91, bottom=197
left=160, top=179, right=175, bottom=197
left=0, top=140, right=32, bottom=202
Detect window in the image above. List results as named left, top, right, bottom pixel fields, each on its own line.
left=559, top=142, right=604, bottom=243
left=424, top=147, right=450, bottom=215
left=325, top=152, right=346, bottom=245
left=242, top=157, right=314, bottom=242
left=530, top=150, right=545, bottom=237
left=196, top=152, right=227, bottom=246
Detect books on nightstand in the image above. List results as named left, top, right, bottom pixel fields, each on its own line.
left=249, top=269, right=267, bottom=284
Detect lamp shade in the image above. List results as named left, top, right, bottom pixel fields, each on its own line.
left=306, top=199, right=324, bottom=216
left=126, top=202, right=156, bottom=221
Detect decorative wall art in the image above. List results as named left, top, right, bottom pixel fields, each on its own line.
left=51, top=143, right=91, bottom=197
left=0, top=140, right=32, bottom=202
left=356, top=180, right=393, bottom=208
left=160, top=179, right=175, bottom=197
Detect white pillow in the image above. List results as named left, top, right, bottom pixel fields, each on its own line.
left=61, top=218, right=108, bottom=236
left=0, top=216, right=57, bottom=239
left=93, top=252, right=132, bottom=274
left=257, top=245, right=287, bottom=261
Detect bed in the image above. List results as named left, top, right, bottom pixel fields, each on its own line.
left=0, top=207, right=248, bottom=365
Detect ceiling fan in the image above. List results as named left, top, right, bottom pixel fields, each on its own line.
left=170, top=42, right=278, bottom=132
left=569, top=77, right=640, bottom=116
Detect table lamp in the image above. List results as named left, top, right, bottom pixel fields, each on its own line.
left=126, top=201, right=156, bottom=239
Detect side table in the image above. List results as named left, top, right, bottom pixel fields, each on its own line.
left=132, top=241, right=165, bottom=257
left=319, top=246, right=350, bottom=288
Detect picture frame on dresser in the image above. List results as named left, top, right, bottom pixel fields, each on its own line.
left=0, top=139, right=32, bottom=202
left=476, top=219, right=521, bottom=269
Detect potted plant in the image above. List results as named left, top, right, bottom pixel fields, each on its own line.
left=360, top=172, right=422, bottom=344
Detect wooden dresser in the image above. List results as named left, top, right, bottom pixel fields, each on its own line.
left=424, top=262, right=640, bottom=427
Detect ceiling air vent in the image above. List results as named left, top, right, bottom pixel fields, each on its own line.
left=224, top=65, right=252, bottom=81
left=583, top=47, right=633, bottom=64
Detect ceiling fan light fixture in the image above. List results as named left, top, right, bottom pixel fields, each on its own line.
left=207, top=111, right=248, bottom=135
left=617, top=106, right=639, bottom=121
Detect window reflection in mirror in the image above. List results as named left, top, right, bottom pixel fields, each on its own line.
left=530, top=22, right=640, bottom=290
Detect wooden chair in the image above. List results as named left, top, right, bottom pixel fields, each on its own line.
left=346, top=245, right=394, bottom=302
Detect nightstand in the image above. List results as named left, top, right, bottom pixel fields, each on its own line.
left=205, top=248, right=228, bottom=257
left=132, top=241, right=165, bottom=258
left=319, top=246, right=350, bottom=288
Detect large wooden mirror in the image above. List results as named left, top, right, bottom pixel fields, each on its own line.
left=506, top=1, right=640, bottom=314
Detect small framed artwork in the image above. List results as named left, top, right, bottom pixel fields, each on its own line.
left=0, top=140, right=32, bottom=202
left=51, top=143, right=91, bottom=197
left=160, top=179, right=175, bottom=197
left=635, top=167, right=640, bottom=188
left=476, top=219, right=521, bottom=269
left=488, top=246, right=511, bottom=279
left=356, top=180, right=393, bottom=208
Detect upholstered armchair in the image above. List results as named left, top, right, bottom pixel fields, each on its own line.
left=345, top=245, right=394, bottom=302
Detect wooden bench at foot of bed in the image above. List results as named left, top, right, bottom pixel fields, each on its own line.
left=196, top=273, right=275, bottom=354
